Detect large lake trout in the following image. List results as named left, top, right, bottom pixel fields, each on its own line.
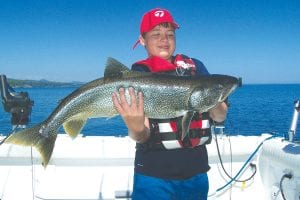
left=5, top=58, right=240, bottom=166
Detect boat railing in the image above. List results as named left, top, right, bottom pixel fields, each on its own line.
left=288, top=99, right=300, bottom=142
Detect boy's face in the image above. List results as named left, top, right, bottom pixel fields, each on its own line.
left=140, top=24, right=176, bottom=62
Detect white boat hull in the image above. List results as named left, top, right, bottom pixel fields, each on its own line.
left=0, top=134, right=299, bottom=199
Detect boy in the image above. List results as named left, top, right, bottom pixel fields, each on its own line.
left=112, top=8, right=227, bottom=200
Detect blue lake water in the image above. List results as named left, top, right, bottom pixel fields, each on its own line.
left=1, top=84, right=300, bottom=140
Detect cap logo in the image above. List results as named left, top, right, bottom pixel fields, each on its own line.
left=154, top=10, right=165, bottom=17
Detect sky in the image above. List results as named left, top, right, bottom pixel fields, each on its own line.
left=0, top=0, right=300, bottom=84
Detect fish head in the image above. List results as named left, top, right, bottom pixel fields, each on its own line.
left=189, top=74, right=240, bottom=112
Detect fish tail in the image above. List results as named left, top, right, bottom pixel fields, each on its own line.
left=4, top=123, right=57, bottom=167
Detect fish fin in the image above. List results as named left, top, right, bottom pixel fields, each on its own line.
left=63, top=118, right=87, bottom=139
left=5, top=123, right=57, bottom=167
left=181, top=111, right=195, bottom=140
left=104, top=57, right=130, bottom=78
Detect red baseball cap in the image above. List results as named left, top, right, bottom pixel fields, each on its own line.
left=133, top=8, right=179, bottom=49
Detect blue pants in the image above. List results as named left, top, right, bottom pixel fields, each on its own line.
left=132, top=172, right=209, bottom=200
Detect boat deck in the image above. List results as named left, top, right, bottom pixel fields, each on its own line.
left=0, top=134, right=298, bottom=200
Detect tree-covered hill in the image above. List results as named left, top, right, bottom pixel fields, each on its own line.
left=6, top=78, right=83, bottom=88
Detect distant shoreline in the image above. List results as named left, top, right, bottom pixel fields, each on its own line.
left=7, top=78, right=84, bottom=88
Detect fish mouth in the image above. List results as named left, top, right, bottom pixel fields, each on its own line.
left=219, top=84, right=238, bottom=102
left=218, top=76, right=241, bottom=102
